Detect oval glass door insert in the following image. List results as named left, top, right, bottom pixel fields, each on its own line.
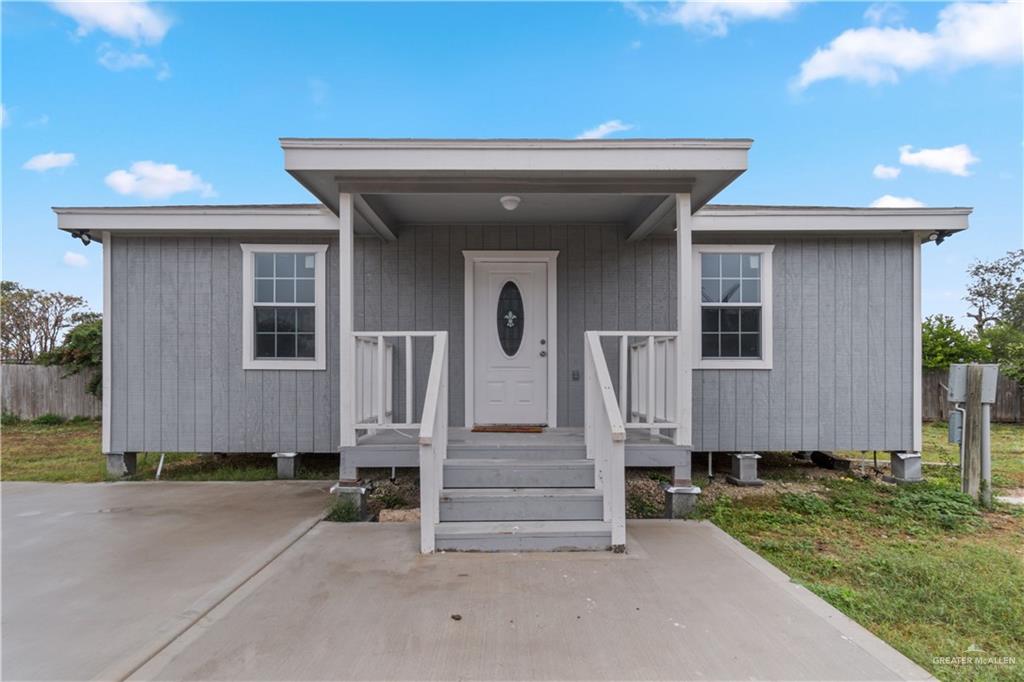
left=496, top=281, right=525, bottom=357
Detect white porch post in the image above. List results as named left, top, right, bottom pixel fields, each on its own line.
left=674, top=193, right=693, bottom=449
left=339, top=192, right=356, bottom=450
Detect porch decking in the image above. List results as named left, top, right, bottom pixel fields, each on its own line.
left=343, top=427, right=690, bottom=469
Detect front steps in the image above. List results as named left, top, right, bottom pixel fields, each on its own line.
left=443, top=459, right=595, bottom=488
left=435, top=520, right=612, bottom=552
left=440, top=488, right=603, bottom=522
left=434, top=452, right=611, bottom=551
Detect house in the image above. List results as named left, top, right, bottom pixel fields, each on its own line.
left=54, top=138, right=971, bottom=552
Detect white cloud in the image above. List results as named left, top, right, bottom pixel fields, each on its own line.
left=308, top=77, right=328, bottom=105
left=0, top=104, right=8, bottom=127
left=105, top=161, right=215, bottom=199
left=23, top=152, right=76, bottom=172
left=864, top=2, right=907, bottom=27
left=795, top=1, right=1023, bottom=89
left=156, top=62, right=171, bottom=80
left=872, top=164, right=901, bottom=179
left=27, top=114, right=50, bottom=128
left=870, top=194, right=926, bottom=208
left=50, top=1, right=171, bottom=45
left=97, top=44, right=153, bottom=71
left=899, top=144, right=979, bottom=176
left=577, top=119, right=634, bottom=140
left=627, top=1, right=797, bottom=37
left=63, top=252, right=89, bottom=268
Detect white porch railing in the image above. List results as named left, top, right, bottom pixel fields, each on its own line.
left=354, top=335, right=393, bottom=428
left=417, top=332, right=448, bottom=553
left=584, top=332, right=627, bottom=549
left=354, top=331, right=446, bottom=431
left=354, top=331, right=447, bottom=553
left=589, top=332, right=680, bottom=435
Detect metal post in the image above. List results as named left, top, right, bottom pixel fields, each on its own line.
left=981, top=403, right=992, bottom=508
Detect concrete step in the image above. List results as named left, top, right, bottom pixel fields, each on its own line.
left=446, top=444, right=587, bottom=460
left=443, top=459, right=595, bottom=489
left=439, top=488, right=604, bottom=522
left=434, top=520, right=612, bottom=552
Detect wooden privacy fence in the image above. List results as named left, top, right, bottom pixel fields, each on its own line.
left=922, top=368, right=1022, bottom=423
left=1, top=364, right=101, bottom=420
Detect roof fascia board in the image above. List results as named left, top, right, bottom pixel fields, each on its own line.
left=692, top=209, right=970, bottom=233
left=283, top=143, right=749, bottom=174
left=54, top=206, right=338, bottom=233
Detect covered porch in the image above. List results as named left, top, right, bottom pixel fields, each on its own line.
left=281, top=138, right=752, bottom=551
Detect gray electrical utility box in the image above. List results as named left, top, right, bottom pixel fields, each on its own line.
left=948, top=410, right=963, bottom=444
left=947, top=364, right=1000, bottom=404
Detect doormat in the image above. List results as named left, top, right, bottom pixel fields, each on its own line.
left=471, top=424, right=545, bottom=433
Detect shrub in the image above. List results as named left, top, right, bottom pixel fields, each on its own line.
left=1, top=412, right=22, bottom=426
left=32, top=413, right=66, bottom=426
left=921, top=314, right=990, bottom=370
left=324, top=498, right=361, bottom=522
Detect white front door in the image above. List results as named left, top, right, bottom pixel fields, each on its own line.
left=473, top=261, right=549, bottom=425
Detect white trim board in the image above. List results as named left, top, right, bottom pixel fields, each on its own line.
left=101, top=231, right=112, bottom=454
left=912, top=233, right=923, bottom=453
left=692, top=207, right=971, bottom=234
left=691, top=244, right=775, bottom=371
left=240, top=243, right=329, bottom=371
left=463, top=250, right=559, bottom=428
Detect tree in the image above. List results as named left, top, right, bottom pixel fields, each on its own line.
left=921, top=314, right=990, bottom=370
left=1, top=281, right=90, bottom=363
left=37, top=316, right=103, bottom=396
left=964, top=249, right=1024, bottom=335
left=980, top=323, right=1024, bottom=383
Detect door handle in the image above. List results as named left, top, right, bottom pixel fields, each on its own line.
left=539, top=350, right=547, bottom=357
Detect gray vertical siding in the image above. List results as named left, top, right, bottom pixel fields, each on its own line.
left=355, top=225, right=677, bottom=432
left=692, top=236, right=915, bottom=452
left=108, top=235, right=339, bottom=454
left=108, top=228, right=915, bottom=454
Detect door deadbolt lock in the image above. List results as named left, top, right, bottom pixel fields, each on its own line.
left=539, top=339, right=546, bottom=345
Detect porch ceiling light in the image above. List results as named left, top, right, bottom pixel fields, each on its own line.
left=499, top=195, right=521, bottom=211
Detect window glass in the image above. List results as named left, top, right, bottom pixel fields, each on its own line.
left=252, top=250, right=317, bottom=360
left=699, top=250, right=764, bottom=360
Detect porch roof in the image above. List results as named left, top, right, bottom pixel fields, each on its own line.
left=280, top=137, right=753, bottom=238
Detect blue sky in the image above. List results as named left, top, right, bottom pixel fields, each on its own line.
left=2, top=1, right=1021, bottom=322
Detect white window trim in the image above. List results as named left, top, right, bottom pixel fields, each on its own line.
left=241, top=243, right=328, bottom=371
left=692, top=244, right=774, bottom=370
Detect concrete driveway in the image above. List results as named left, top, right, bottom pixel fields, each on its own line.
left=3, top=482, right=930, bottom=681
left=1, top=481, right=332, bottom=681
left=135, top=521, right=929, bottom=681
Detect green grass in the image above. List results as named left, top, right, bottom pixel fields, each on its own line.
left=920, top=421, right=1024, bottom=491
left=696, top=470, right=1024, bottom=681
left=1, top=420, right=109, bottom=482
left=0, top=421, right=339, bottom=482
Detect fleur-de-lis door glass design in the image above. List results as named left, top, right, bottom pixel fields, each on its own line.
left=496, top=280, right=525, bottom=356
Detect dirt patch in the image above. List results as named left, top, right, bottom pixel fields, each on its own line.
left=379, top=508, right=421, bottom=523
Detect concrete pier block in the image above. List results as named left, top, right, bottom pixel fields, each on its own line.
left=330, top=482, right=368, bottom=520
left=889, top=452, right=923, bottom=485
left=727, top=453, right=764, bottom=487
left=106, top=453, right=137, bottom=478
left=273, top=452, right=300, bottom=479
left=664, top=485, right=702, bottom=519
